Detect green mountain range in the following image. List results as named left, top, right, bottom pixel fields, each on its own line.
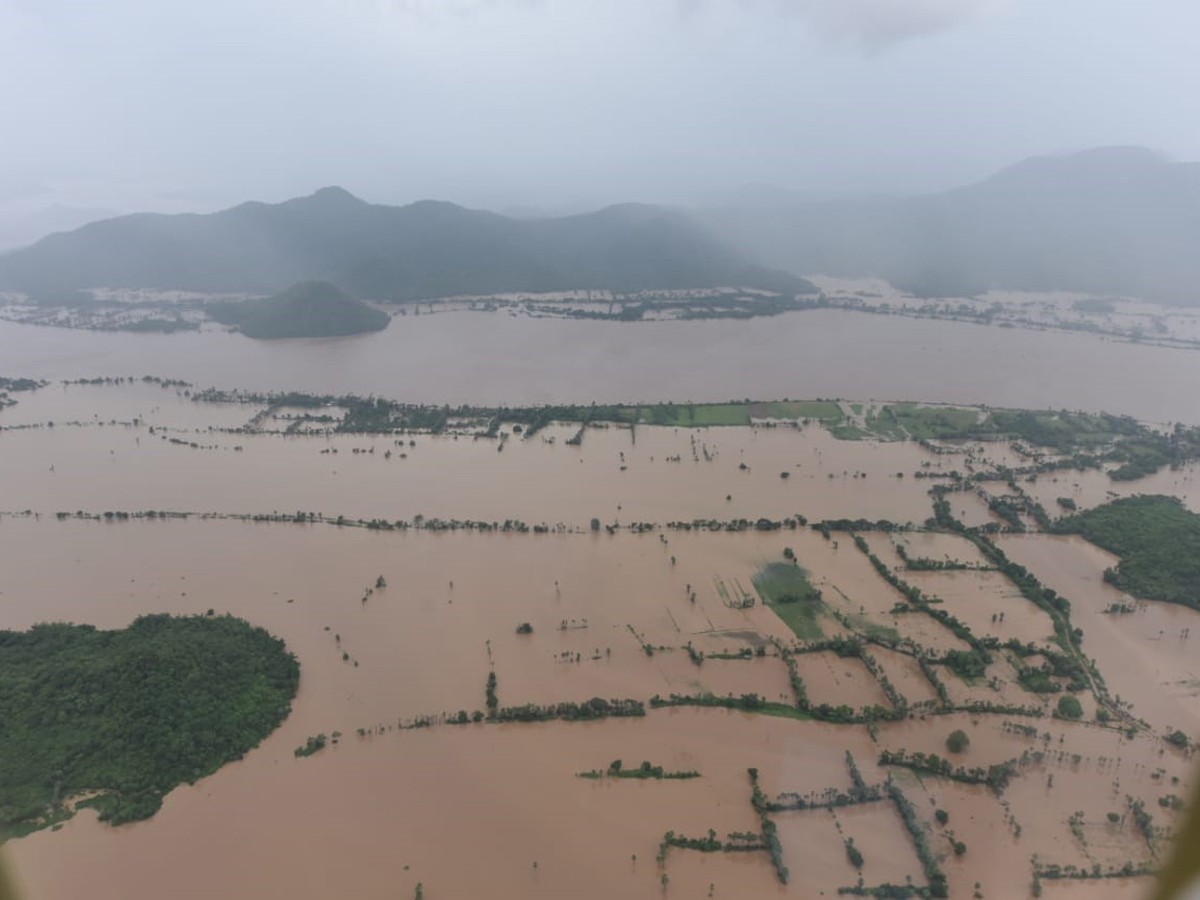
left=0, top=189, right=808, bottom=301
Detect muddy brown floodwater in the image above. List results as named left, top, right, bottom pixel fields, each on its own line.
left=3, top=307, right=1200, bottom=421
left=2, top=370, right=1198, bottom=898
left=997, top=535, right=1200, bottom=734
left=0, top=384, right=964, bottom=526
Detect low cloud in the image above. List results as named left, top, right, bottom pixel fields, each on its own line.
left=686, top=0, right=1004, bottom=53
left=370, top=0, right=1000, bottom=49
left=794, top=0, right=1000, bottom=52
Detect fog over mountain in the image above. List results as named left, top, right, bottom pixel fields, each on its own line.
left=703, top=146, right=1200, bottom=303
left=0, top=188, right=807, bottom=300
left=3, top=1, right=1197, bottom=215
left=3, top=146, right=1196, bottom=306
left=3, top=1, right=1198, bottom=305
left=0, top=205, right=121, bottom=253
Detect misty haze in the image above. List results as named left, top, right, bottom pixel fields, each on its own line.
left=2, top=2, right=1199, bottom=900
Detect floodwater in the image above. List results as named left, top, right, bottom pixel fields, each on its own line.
left=3, top=333, right=1197, bottom=898
left=1, top=516, right=1185, bottom=899
left=789, top=651, right=892, bottom=709
left=1024, top=465, right=1200, bottom=517
left=997, top=535, right=1200, bottom=734
left=0, top=383, right=953, bottom=527
left=904, top=569, right=1058, bottom=648
left=3, top=307, right=1200, bottom=421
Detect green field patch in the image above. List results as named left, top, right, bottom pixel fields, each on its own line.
left=861, top=407, right=907, bottom=441
left=886, top=403, right=982, bottom=440
left=828, top=423, right=873, bottom=441
left=980, top=408, right=1134, bottom=452
left=842, top=613, right=901, bottom=643
left=751, top=400, right=844, bottom=421
left=834, top=403, right=1137, bottom=446
left=817, top=402, right=1176, bottom=452
left=625, top=400, right=844, bottom=427
left=650, top=693, right=812, bottom=720
left=631, top=403, right=751, bottom=426
left=756, top=702, right=815, bottom=721
left=752, top=562, right=827, bottom=640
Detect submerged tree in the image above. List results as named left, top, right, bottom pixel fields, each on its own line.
left=1057, top=694, right=1083, bottom=720
left=947, top=730, right=971, bottom=754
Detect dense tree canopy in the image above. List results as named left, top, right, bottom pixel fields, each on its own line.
left=1057, top=695, right=1083, bottom=720
left=207, top=280, right=390, bottom=339
left=0, top=614, right=299, bottom=838
left=1056, top=495, right=1200, bottom=609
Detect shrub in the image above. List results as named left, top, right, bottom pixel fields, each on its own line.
left=944, top=650, right=988, bottom=680
left=946, top=730, right=970, bottom=754
left=1057, top=694, right=1083, bottom=720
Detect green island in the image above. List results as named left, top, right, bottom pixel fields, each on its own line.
left=0, top=614, right=299, bottom=839
left=208, top=280, right=390, bottom=339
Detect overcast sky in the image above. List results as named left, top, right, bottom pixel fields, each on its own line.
left=1, top=0, right=1197, bottom=220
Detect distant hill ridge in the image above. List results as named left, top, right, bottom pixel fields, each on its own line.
left=0, top=189, right=809, bottom=301
left=703, top=145, right=1200, bottom=304
left=7, top=146, right=1196, bottom=305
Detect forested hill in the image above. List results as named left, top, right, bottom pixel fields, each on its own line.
left=0, top=188, right=810, bottom=301
left=704, top=147, right=1200, bottom=303
left=207, top=280, right=391, bottom=339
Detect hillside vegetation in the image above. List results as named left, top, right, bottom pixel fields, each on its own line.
left=208, top=280, right=390, bottom=339
left=0, top=614, right=299, bottom=838
left=0, top=188, right=809, bottom=301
